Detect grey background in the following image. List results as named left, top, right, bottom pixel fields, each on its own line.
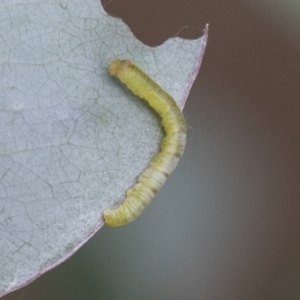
left=4, top=0, right=300, bottom=299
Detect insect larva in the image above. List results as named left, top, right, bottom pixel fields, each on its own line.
left=103, top=59, right=187, bottom=227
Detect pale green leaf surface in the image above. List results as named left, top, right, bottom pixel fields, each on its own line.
left=0, top=0, right=207, bottom=296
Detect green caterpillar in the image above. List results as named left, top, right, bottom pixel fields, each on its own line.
left=104, top=59, right=187, bottom=227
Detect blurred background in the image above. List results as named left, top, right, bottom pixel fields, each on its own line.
left=4, top=0, right=300, bottom=299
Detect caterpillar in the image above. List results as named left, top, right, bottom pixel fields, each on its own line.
left=103, top=59, right=187, bottom=227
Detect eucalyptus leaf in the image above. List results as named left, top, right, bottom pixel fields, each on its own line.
left=0, top=0, right=208, bottom=296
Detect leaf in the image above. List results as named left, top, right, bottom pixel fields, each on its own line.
left=0, top=0, right=208, bottom=296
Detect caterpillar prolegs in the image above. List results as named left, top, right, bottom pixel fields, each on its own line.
left=103, top=59, right=187, bottom=227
